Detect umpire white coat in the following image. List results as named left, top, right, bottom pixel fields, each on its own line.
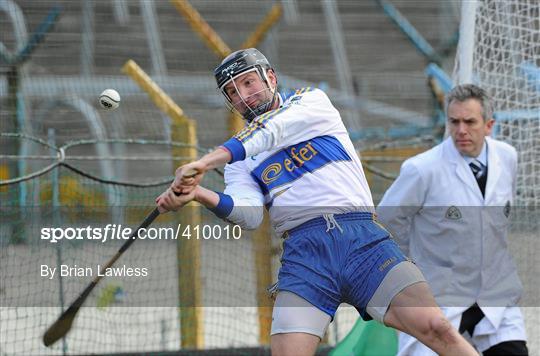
left=377, top=136, right=526, bottom=353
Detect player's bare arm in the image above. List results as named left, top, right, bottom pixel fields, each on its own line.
left=171, top=147, right=232, bottom=194
left=156, top=185, right=220, bottom=213
left=155, top=187, right=195, bottom=213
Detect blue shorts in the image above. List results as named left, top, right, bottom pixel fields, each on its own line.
left=277, top=212, right=407, bottom=320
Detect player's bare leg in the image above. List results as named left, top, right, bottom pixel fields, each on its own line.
left=271, top=333, right=319, bottom=356
left=384, top=282, right=478, bottom=356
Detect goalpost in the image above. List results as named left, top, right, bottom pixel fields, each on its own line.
left=454, top=0, right=540, bottom=352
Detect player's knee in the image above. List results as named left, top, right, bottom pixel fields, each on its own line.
left=425, top=315, right=458, bottom=346
left=399, top=311, right=455, bottom=343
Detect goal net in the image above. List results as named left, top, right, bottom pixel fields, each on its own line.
left=454, top=0, right=540, bottom=352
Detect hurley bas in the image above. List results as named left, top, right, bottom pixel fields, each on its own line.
left=41, top=264, right=148, bottom=279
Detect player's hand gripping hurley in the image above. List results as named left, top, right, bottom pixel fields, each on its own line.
left=42, top=169, right=198, bottom=347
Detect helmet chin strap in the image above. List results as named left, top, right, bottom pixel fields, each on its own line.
left=242, top=89, right=277, bottom=122
left=228, top=70, right=277, bottom=123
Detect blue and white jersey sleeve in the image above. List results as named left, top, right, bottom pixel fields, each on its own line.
left=221, top=160, right=264, bottom=230
left=223, top=88, right=343, bottom=162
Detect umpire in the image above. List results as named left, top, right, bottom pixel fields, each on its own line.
left=378, top=84, right=528, bottom=355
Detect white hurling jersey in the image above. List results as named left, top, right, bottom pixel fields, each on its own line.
left=219, top=87, right=374, bottom=235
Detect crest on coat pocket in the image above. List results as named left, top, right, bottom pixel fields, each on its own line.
left=445, top=206, right=462, bottom=220
left=504, top=200, right=511, bottom=218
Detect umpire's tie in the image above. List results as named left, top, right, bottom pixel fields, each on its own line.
left=469, top=159, right=487, bottom=197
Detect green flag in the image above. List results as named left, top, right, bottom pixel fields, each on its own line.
left=331, top=319, right=397, bottom=356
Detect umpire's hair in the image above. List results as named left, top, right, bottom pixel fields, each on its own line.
left=446, top=84, right=494, bottom=121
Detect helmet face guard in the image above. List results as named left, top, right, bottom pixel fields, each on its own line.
left=214, top=48, right=277, bottom=122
